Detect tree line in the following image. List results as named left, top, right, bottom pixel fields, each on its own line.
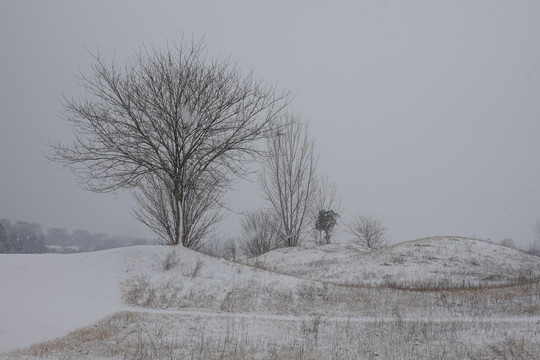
left=0, top=218, right=151, bottom=254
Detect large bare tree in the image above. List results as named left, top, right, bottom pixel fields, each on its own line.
left=48, top=39, right=290, bottom=246
left=260, top=116, right=318, bottom=247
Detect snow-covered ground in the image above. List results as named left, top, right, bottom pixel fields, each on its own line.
left=0, top=249, right=127, bottom=353
left=253, top=237, right=540, bottom=289
left=0, top=245, right=303, bottom=354
left=1, top=238, right=539, bottom=359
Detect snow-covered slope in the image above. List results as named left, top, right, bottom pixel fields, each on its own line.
left=0, top=245, right=304, bottom=353
left=1, top=240, right=539, bottom=359
left=119, top=245, right=306, bottom=314
left=253, top=237, right=540, bottom=289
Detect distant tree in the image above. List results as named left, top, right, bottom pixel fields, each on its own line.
left=130, top=238, right=152, bottom=246
left=260, top=115, right=318, bottom=247
left=239, top=209, right=281, bottom=257
left=529, top=244, right=540, bottom=256
left=46, top=227, right=71, bottom=246
left=315, top=209, right=339, bottom=245
left=47, top=39, right=290, bottom=247
left=16, top=221, right=46, bottom=253
left=500, top=238, right=517, bottom=249
left=93, top=233, right=109, bottom=250
left=72, top=229, right=95, bottom=251
left=0, top=223, right=8, bottom=253
left=529, top=220, right=540, bottom=256
left=1, top=220, right=46, bottom=254
left=201, top=237, right=238, bottom=261
left=347, top=215, right=387, bottom=249
left=0, top=220, right=13, bottom=252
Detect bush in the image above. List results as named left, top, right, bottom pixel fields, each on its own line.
left=347, top=215, right=387, bottom=249
left=239, top=209, right=282, bottom=257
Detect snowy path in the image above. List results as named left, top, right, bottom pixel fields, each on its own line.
left=119, top=306, right=540, bottom=325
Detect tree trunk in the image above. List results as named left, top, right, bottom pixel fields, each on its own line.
left=173, top=187, right=182, bottom=246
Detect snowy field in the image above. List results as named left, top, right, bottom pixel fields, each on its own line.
left=1, top=237, right=540, bottom=359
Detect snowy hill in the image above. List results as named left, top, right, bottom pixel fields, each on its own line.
left=0, top=245, right=305, bottom=354
left=252, top=237, right=540, bottom=289
left=1, top=240, right=539, bottom=359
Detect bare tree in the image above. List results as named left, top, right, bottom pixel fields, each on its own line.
left=48, top=39, right=290, bottom=247
left=260, top=115, right=318, bottom=247
left=239, top=209, right=281, bottom=257
left=347, top=215, right=387, bottom=249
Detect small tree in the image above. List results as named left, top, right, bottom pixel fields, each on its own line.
left=239, top=209, right=281, bottom=257
left=347, top=215, right=387, bottom=249
left=314, top=210, right=339, bottom=245
left=500, top=238, right=517, bottom=249
left=311, top=177, right=341, bottom=245
left=0, top=223, right=7, bottom=253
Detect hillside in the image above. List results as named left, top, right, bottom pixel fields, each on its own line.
left=1, top=239, right=540, bottom=359
left=0, top=245, right=305, bottom=354
left=252, top=237, right=540, bottom=289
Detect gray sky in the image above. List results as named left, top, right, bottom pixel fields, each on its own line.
left=1, top=1, right=540, bottom=247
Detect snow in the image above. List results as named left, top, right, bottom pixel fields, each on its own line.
left=253, top=236, right=540, bottom=289
left=1, top=239, right=539, bottom=358
left=0, top=245, right=302, bottom=354
left=0, top=249, right=126, bottom=353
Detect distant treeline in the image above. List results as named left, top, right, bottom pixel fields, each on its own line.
left=0, top=218, right=153, bottom=254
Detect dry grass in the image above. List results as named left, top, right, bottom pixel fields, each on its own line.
left=10, top=310, right=540, bottom=360
left=161, top=247, right=180, bottom=271
left=11, top=312, right=137, bottom=359
left=121, top=261, right=540, bottom=319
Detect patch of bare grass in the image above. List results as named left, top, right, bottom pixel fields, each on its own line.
left=11, top=312, right=137, bottom=359
left=122, top=275, right=183, bottom=308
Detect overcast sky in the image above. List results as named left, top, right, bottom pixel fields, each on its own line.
left=1, top=1, right=540, bottom=247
